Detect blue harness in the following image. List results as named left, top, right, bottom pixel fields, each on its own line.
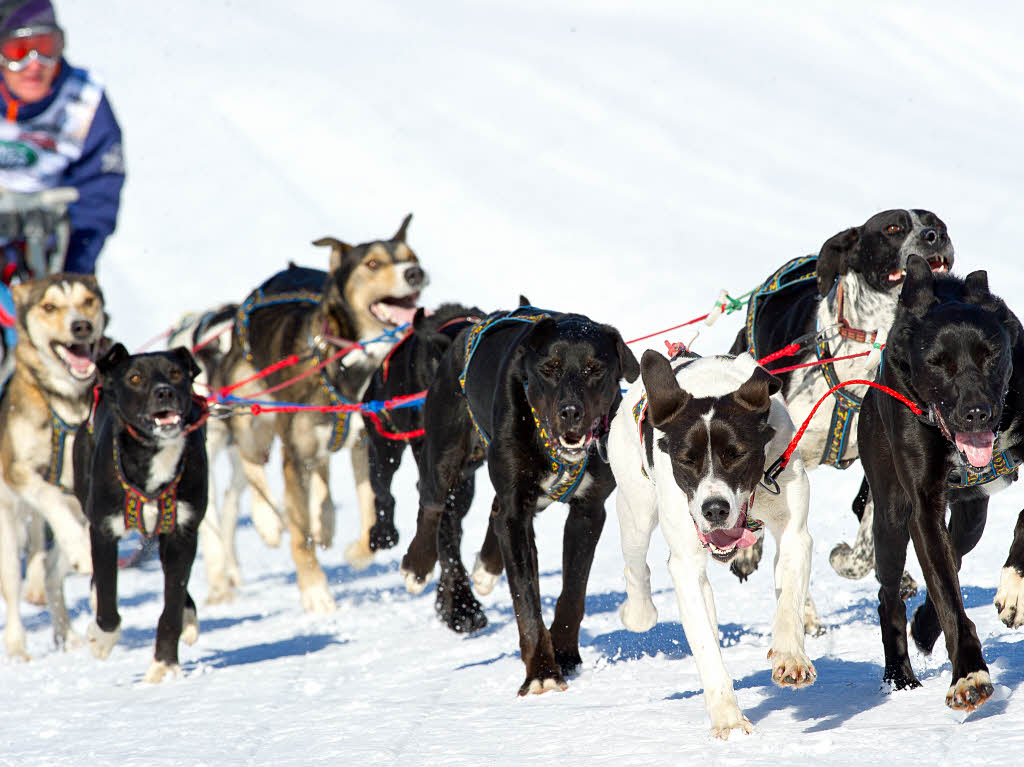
left=745, top=254, right=858, bottom=469
left=459, top=307, right=589, bottom=503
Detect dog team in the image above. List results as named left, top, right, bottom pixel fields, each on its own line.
left=2, top=209, right=1023, bottom=737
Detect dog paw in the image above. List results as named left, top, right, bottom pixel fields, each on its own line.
left=300, top=583, right=337, bottom=614
left=768, top=647, right=816, bottom=688
left=729, top=540, right=762, bottom=582
left=803, top=597, right=825, bottom=637
left=181, top=607, right=199, bottom=645
left=226, top=564, right=243, bottom=589
left=205, top=582, right=236, bottom=605
left=343, top=540, right=375, bottom=571
left=86, top=620, right=121, bottom=660
left=435, top=580, right=487, bottom=634
left=251, top=503, right=283, bottom=548
left=143, top=660, right=181, bottom=684
left=708, top=702, right=754, bottom=740
left=994, top=567, right=1024, bottom=628
left=619, top=597, right=658, bottom=633
left=67, top=543, right=93, bottom=576
left=60, top=629, right=85, bottom=651
left=946, top=670, right=994, bottom=712
left=369, top=521, right=399, bottom=551
left=400, top=565, right=434, bottom=595
left=5, top=626, right=29, bottom=661
left=519, top=676, right=569, bottom=696
left=828, top=541, right=874, bottom=580
left=554, top=648, right=583, bottom=678
left=23, top=555, right=47, bottom=605
left=470, top=554, right=501, bottom=596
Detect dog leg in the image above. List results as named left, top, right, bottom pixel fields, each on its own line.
left=23, top=515, right=46, bottom=605
left=471, top=499, right=503, bottom=596
left=282, top=451, right=335, bottom=613
left=728, top=538, right=763, bottom=583
left=149, top=531, right=198, bottom=681
left=829, top=494, right=877, bottom=580
left=550, top=488, right=607, bottom=676
left=763, top=469, right=817, bottom=687
left=344, top=440, right=376, bottom=570
left=434, top=478, right=485, bottom=633
left=44, top=545, right=80, bottom=650
left=309, top=456, right=335, bottom=549
left=911, top=497, right=988, bottom=654
left=18, top=480, right=90, bottom=576
left=87, top=525, right=121, bottom=660
left=666, top=546, right=752, bottom=739
left=401, top=503, right=442, bottom=594
left=0, top=503, right=28, bottom=659
left=494, top=489, right=565, bottom=695
left=873, top=491, right=919, bottom=690
left=994, top=510, right=1024, bottom=628
left=239, top=455, right=284, bottom=548
left=367, top=434, right=404, bottom=552
left=181, top=591, right=200, bottom=645
left=616, top=488, right=659, bottom=633
left=200, top=420, right=235, bottom=604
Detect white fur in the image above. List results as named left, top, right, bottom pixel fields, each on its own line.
left=995, top=567, right=1024, bottom=628
left=608, top=353, right=816, bottom=738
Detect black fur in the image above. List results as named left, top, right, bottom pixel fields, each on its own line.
left=859, top=256, right=1024, bottom=707
left=361, top=302, right=485, bottom=551
left=73, top=344, right=207, bottom=670
left=401, top=305, right=638, bottom=694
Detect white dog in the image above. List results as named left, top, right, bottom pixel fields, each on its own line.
left=607, top=350, right=816, bottom=739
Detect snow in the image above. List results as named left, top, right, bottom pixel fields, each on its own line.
left=4, top=1, right=1024, bottom=764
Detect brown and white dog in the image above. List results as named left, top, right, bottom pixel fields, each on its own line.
left=213, top=215, right=427, bottom=612
left=0, top=274, right=106, bottom=658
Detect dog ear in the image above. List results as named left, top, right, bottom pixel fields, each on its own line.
left=899, top=255, right=936, bottom=318
left=964, top=270, right=990, bottom=300
left=816, top=227, right=860, bottom=297
left=601, top=324, right=640, bottom=383
left=393, top=213, right=413, bottom=242
left=411, top=307, right=429, bottom=332
left=97, top=342, right=130, bottom=376
left=733, top=365, right=781, bottom=413
left=641, top=349, right=691, bottom=428
left=171, top=346, right=202, bottom=381
left=312, top=237, right=353, bottom=272
left=524, top=317, right=559, bottom=354
left=518, top=295, right=531, bottom=307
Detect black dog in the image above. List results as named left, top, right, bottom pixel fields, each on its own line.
left=859, top=255, right=1024, bottom=711
left=728, top=209, right=954, bottom=590
left=74, top=344, right=207, bottom=683
left=360, top=303, right=484, bottom=553
left=401, top=304, right=638, bottom=695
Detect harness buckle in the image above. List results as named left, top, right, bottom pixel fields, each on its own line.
left=760, top=455, right=785, bottom=495
left=207, top=401, right=237, bottom=420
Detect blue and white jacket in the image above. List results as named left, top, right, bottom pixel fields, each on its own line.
left=0, top=59, right=125, bottom=274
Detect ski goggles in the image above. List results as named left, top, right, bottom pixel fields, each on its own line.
left=0, top=27, right=63, bottom=72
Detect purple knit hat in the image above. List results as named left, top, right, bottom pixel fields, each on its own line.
left=0, top=0, right=59, bottom=37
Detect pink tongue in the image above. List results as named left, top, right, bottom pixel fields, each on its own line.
left=155, top=414, right=181, bottom=426
left=65, top=350, right=92, bottom=373
left=699, top=525, right=759, bottom=551
left=888, top=269, right=904, bottom=282
left=955, top=431, right=995, bottom=468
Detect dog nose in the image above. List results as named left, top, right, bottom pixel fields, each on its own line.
left=154, top=384, right=176, bottom=405
left=961, top=403, right=993, bottom=430
left=701, top=498, right=731, bottom=525
left=404, top=265, right=425, bottom=288
left=921, top=227, right=939, bottom=245
left=558, top=403, right=583, bottom=428
left=71, top=320, right=92, bottom=339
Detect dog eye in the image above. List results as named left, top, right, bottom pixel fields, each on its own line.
left=886, top=224, right=901, bottom=234
left=129, top=372, right=143, bottom=385
left=582, top=363, right=605, bottom=378
left=82, top=297, right=95, bottom=309
left=365, top=259, right=381, bottom=271
left=168, top=369, right=183, bottom=382
left=41, top=302, right=57, bottom=313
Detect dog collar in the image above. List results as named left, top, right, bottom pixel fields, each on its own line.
left=529, top=402, right=590, bottom=503
left=113, top=436, right=184, bottom=538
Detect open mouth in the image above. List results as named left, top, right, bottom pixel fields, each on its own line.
left=555, top=419, right=601, bottom=462
left=887, top=254, right=952, bottom=283
left=51, top=342, right=97, bottom=381
left=954, top=430, right=995, bottom=469
left=694, top=511, right=759, bottom=562
left=369, top=292, right=420, bottom=327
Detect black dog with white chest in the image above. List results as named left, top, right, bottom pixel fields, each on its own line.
left=859, top=256, right=1024, bottom=712
left=401, top=304, right=638, bottom=695
left=73, top=344, right=207, bottom=683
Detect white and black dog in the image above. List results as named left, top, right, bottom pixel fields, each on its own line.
left=608, top=350, right=815, bottom=739
left=728, top=209, right=954, bottom=588
left=73, top=344, right=207, bottom=682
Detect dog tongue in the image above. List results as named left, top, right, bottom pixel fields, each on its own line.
left=63, top=348, right=93, bottom=375
left=697, top=520, right=759, bottom=552
left=955, top=431, right=995, bottom=468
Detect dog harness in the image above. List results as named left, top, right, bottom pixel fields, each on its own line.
left=745, top=254, right=875, bottom=470
left=459, top=306, right=593, bottom=503
left=631, top=388, right=765, bottom=544
left=44, top=405, right=77, bottom=494
left=113, top=436, right=184, bottom=538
